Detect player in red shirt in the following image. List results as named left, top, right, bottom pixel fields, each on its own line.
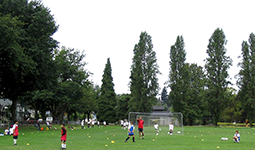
left=61, top=124, right=67, bottom=149
left=13, top=121, right=19, bottom=145
left=137, top=117, right=144, bottom=139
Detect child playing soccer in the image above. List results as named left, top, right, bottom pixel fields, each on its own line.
left=61, top=124, right=67, bottom=149
left=4, top=127, right=9, bottom=135
left=233, top=130, right=240, bottom=143
left=154, top=123, right=159, bottom=132
left=169, top=122, right=174, bottom=135
left=13, top=121, right=19, bottom=145
left=125, top=121, right=135, bottom=143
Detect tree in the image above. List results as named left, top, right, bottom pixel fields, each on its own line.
left=168, top=36, right=188, bottom=116
left=75, top=83, right=99, bottom=121
left=0, top=0, right=58, bottom=121
left=221, top=87, right=242, bottom=122
left=185, top=63, right=205, bottom=125
left=161, top=87, right=169, bottom=106
left=204, top=28, right=232, bottom=126
left=116, top=94, right=130, bottom=120
left=129, top=32, right=160, bottom=112
left=98, top=58, right=116, bottom=123
left=50, top=47, right=89, bottom=122
left=24, top=47, right=89, bottom=122
left=236, top=33, right=255, bottom=125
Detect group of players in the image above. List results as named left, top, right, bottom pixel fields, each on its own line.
left=6, top=118, right=240, bottom=149
left=124, top=116, right=174, bottom=143
left=80, top=119, right=106, bottom=129
left=124, top=117, right=144, bottom=143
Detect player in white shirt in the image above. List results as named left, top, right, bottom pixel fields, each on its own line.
left=124, top=121, right=128, bottom=130
left=81, top=120, right=84, bottom=129
left=103, top=121, right=106, bottom=126
left=97, top=121, right=100, bottom=127
left=154, top=123, right=159, bottom=132
left=88, top=119, right=91, bottom=128
left=4, top=128, right=9, bottom=135
left=233, top=130, right=240, bottom=143
left=120, top=120, right=124, bottom=129
left=92, top=120, right=95, bottom=127
left=168, top=122, right=174, bottom=135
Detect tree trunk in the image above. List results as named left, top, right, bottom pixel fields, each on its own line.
left=35, top=108, right=39, bottom=120
left=11, top=99, right=17, bottom=122
left=87, top=111, right=90, bottom=121
left=41, top=110, right=46, bottom=120
left=74, top=112, right=77, bottom=121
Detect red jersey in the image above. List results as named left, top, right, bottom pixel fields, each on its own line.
left=13, top=124, right=19, bottom=136
left=61, top=127, right=67, bottom=141
left=137, top=119, right=144, bottom=129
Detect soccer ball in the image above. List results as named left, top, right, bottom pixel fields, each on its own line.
left=168, top=132, right=170, bottom=134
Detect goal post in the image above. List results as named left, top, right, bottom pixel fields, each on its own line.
left=128, top=112, right=184, bottom=135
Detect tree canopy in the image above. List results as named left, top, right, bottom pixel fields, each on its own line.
left=204, top=28, right=232, bottom=126
left=129, top=31, right=160, bottom=112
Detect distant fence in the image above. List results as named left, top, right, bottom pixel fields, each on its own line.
left=217, top=122, right=254, bottom=127
left=67, top=120, right=80, bottom=125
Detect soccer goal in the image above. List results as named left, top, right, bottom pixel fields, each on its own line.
left=128, top=112, right=183, bottom=135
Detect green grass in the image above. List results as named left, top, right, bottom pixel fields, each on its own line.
left=0, top=125, right=254, bottom=150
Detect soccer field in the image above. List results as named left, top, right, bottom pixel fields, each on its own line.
left=0, top=125, right=254, bottom=150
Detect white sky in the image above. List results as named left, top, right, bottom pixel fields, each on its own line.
left=41, top=0, right=255, bottom=95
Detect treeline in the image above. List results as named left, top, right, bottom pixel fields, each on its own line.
left=167, top=29, right=255, bottom=126
left=1, top=0, right=255, bottom=126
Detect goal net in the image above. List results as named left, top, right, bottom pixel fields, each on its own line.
left=128, top=112, right=183, bottom=135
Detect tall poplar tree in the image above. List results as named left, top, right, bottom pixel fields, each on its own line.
left=237, top=33, right=255, bottom=126
left=129, top=32, right=160, bottom=112
left=169, top=36, right=188, bottom=115
left=204, top=28, right=232, bottom=126
left=98, top=58, right=116, bottom=123
left=185, top=63, right=205, bottom=125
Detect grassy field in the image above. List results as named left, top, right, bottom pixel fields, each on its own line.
left=0, top=124, right=254, bottom=150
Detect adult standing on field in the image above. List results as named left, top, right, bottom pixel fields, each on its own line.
left=137, top=117, right=144, bottom=139
left=61, top=124, right=67, bottom=149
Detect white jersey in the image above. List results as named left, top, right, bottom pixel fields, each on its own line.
left=97, top=121, right=100, bottom=125
left=81, top=120, right=84, bottom=126
left=234, top=133, right=240, bottom=138
left=154, top=124, right=158, bottom=130
left=9, top=127, right=14, bottom=134
left=103, top=121, right=106, bottom=125
left=121, top=120, right=124, bottom=125
left=169, top=124, right=174, bottom=130
left=4, top=129, right=9, bottom=135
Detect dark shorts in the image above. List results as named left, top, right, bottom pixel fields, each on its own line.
left=61, top=140, right=66, bottom=142
left=13, top=136, right=18, bottom=139
left=138, top=128, right=143, bottom=132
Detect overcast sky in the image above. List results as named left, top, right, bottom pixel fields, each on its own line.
left=41, top=0, right=255, bottom=95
